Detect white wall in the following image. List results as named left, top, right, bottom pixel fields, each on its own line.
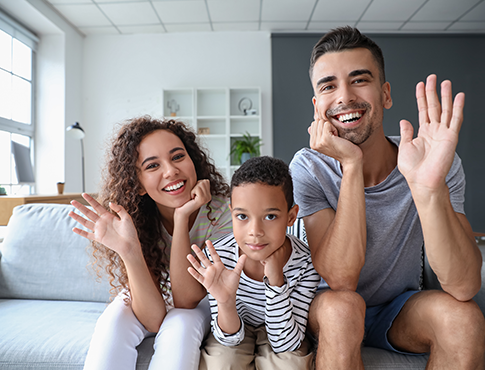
left=82, top=31, right=273, bottom=193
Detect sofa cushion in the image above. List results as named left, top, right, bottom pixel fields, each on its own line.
left=0, top=299, right=154, bottom=370
left=362, top=347, right=428, bottom=369
left=0, top=203, right=110, bottom=302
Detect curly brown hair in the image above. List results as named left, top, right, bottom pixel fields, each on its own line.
left=93, top=116, right=229, bottom=302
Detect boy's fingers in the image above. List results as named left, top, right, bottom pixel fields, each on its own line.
left=187, top=254, right=203, bottom=272
left=188, top=266, right=204, bottom=284
left=206, top=240, right=222, bottom=263
left=233, top=254, right=247, bottom=276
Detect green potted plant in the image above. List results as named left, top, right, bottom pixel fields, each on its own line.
left=229, top=132, right=263, bottom=165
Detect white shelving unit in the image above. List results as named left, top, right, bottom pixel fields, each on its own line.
left=163, top=87, right=261, bottom=180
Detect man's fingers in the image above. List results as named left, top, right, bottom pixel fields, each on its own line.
left=399, top=120, right=414, bottom=145
left=416, top=81, right=428, bottom=126
left=440, top=80, right=453, bottom=127
left=425, top=74, right=441, bottom=124
left=450, top=92, right=465, bottom=134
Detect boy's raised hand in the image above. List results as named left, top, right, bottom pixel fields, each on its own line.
left=187, top=241, right=246, bottom=305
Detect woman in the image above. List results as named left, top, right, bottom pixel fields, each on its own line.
left=69, top=116, right=232, bottom=370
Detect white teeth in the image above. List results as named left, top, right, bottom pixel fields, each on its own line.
left=338, top=112, right=363, bottom=122
left=164, top=181, right=184, bottom=191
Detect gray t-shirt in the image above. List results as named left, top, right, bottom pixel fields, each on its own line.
left=289, top=136, right=466, bottom=307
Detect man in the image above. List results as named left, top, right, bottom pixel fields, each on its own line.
left=289, top=26, right=485, bottom=369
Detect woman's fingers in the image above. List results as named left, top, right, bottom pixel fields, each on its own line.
left=68, top=210, right=95, bottom=231
left=71, top=199, right=100, bottom=223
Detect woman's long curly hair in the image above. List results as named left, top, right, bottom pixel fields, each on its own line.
left=93, top=116, right=229, bottom=302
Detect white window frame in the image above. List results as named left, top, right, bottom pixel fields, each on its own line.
left=0, top=10, right=38, bottom=194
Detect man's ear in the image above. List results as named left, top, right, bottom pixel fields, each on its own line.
left=312, top=96, right=319, bottom=120
left=287, top=204, right=299, bottom=227
left=382, top=82, right=393, bottom=110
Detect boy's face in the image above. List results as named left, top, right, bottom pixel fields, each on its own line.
left=230, top=183, right=298, bottom=262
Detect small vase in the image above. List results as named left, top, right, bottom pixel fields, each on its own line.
left=240, top=152, right=251, bottom=164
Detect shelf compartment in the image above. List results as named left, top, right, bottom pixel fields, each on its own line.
left=230, top=88, right=260, bottom=116
left=197, top=118, right=226, bottom=135
left=197, top=89, right=226, bottom=117
left=230, top=117, right=260, bottom=136
left=163, top=89, right=193, bottom=117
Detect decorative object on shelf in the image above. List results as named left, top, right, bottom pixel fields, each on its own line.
left=66, top=122, right=85, bottom=192
left=238, top=97, right=254, bottom=116
left=0, top=187, right=6, bottom=195
left=197, top=127, right=210, bottom=135
left=167, top=99, right=180, bottom=117
left=229, top=132, right=263, bottom=165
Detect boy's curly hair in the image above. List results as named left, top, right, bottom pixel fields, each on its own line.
left=93, top=116, right=229, bottom=301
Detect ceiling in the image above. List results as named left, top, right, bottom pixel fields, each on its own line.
left=41, top=0, right=485, bottom=36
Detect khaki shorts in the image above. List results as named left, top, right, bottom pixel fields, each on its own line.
left=199, top=324, right=314, bottom=370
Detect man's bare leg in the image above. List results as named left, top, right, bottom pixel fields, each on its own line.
left=308, top=290, right=366, bottom=370
left=388, top=290, right=485, bottom=370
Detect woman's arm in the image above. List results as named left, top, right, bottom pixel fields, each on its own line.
left=69, top=193, right=167, bottom=332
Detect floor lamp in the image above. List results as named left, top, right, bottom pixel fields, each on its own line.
left=66, top=122, right=85, bottom=193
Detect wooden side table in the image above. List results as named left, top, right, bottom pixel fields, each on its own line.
left=0, top=193, right=89, bottom=226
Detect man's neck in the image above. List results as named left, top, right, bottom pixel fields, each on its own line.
left=360, top=132, right=398, bottom=188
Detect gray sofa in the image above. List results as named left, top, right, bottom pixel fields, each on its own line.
left=0, top=203, right=483, bottom=369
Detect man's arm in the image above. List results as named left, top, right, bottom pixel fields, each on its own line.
left=302, top=119, right=367, bottom=291
left=398, top=74, right=482, bottom=301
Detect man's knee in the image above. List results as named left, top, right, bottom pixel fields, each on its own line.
left=435, top=296, right=485, bottom=350
left=310, top=290, right=366, bottom=336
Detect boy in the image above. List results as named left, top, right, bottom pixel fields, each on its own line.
left=187, top=156, right=320, bottom=369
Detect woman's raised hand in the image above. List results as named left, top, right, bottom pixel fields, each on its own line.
left=69, top=193, right=141, bottom=259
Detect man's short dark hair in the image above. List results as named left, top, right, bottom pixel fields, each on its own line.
left=309, top=26, right=386, bottom=85
left=230, top=156, right=294, bottom=210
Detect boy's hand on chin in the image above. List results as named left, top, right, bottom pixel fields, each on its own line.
left=261, top=242, right=288, bottom=287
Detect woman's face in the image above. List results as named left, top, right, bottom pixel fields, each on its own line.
left=136, top=129, right=197, bottom=211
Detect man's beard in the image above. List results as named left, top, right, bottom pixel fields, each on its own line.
left=326, top=101, right=380, bottom=145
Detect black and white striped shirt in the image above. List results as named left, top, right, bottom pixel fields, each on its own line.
left=206, top=233, right=320, bottom=353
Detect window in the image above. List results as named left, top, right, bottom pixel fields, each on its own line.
left=0, top=11, right=37, bottom=195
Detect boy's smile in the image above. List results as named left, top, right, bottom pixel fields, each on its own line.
left=230, top=183, right=298, bottom=279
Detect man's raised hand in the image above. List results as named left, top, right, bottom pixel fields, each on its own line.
left=398, top=74, right=464, bottom=194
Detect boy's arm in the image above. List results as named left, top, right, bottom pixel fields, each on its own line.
left=187, top=239, right=246, bottom=337
left=264, top=240, right=321, bottom=353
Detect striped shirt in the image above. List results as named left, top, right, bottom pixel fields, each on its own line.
left=207, top=233, right=320, bottom=353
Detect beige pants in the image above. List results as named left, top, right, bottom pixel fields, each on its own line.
left=199, top=325, right=314, bottom=370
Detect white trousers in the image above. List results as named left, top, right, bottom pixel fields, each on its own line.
left=83, top=294, right=211, bottom=370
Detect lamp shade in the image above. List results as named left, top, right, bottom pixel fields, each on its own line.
left=66, top=122, right=85, bottom=140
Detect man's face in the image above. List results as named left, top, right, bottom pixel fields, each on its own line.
left=311, top=48, right=392, bottom=145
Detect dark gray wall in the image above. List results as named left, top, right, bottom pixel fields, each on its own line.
left=272, top=33, right=485, bottom=232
